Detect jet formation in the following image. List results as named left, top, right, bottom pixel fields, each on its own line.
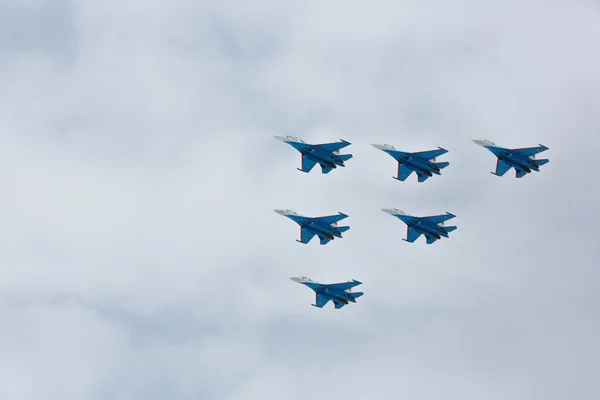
left=275, top=136, right=549, bottom=309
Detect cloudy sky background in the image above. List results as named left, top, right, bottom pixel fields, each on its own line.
left=1, top=0, right=599, bottom=399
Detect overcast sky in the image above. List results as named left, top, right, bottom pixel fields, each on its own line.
left=1, top=0, right=599, bottom=399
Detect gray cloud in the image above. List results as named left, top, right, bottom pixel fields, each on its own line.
left=0, top=0, right=599, bottom=399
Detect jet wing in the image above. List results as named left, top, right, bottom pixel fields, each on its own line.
left=404, top=226, right=422, bottom=243
left=493, top=158, right=512, bottom=176
left=313, top=140, right=351, bottom=153
left=298, top=155, right=318, bottom=173
left=510, top=145, right=549, bottom=158
left=312, top=213, right=349, bottom=225
left=411, top=147, right=448, bottom=161
left=297, top=228, right=316, bottom=244
left=419, top=213, right=456, bottom=225
left=396, top=162, right=414, bottom=181
left=326, top=280, right=362, bottom=292
left=314, top=293, right=330, bottom=308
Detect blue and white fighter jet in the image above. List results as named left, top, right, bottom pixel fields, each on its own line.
left=274, top=135, right=353, bottom=174
left=382, top=208, right=457, bottom=244
left=473, top=140, right=549, bottom=178
left=290, top=276, right=364, bottom=309
left=371, top=143, right=450, bottom=182
left=274, top=209, right=350, bottom=245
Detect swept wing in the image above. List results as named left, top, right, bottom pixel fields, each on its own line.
left=419, top=213, right=456, bottom=225
left=326, top=280, right=362, bottom=292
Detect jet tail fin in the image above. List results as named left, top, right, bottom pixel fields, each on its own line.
left=432, top=161, right=450, bottom=169
left=337, top=154, right=353, bottom=161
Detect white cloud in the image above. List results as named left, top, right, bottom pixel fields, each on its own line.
left=0, top=0, right=599, bottom=399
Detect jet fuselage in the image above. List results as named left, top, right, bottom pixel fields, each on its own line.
left=288, top=215, right=342, bottom=238
left=397, top=215, right=449, bottom=238
left=304, top=283, right=357, bottom=304
left=388, top=150, right=441, bottom=176
left=287, top=142, right=345, bottom=168
left=485, top=146, right=539, bottom=172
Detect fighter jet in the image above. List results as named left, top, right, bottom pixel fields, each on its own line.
left=472, top=140, right=549, bottom=178
left=382, top=208, right=457, bottom=244
left=274, top=135, right=353, bottom=174
left=274, top=209, right=350, bottom=245
left=290, top=276, right=364, bottom=309
left=371, top=143, right=449, bottom=182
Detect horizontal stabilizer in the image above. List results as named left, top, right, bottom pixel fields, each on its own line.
left=417, top=173, right=430, bottom=183
left=352, top=292, right=364, bottom=298
left=444, top=226, right=457, bottom=233
left=432, top=161, right=449, bottom=169
left=337, top=154, right=353, bottom=161
left=425, top=235, right=438, bottom=245
left=336, top=225, right=350, bottom=233
left=320, top=164, right=334, bottom=174
left=333, top=301, right=346, bottom=309
left=533, top=158, right=549, bottom=166
left=515, top=169, right=528, bottom=178
left=319, top=235, right=332, bottom=245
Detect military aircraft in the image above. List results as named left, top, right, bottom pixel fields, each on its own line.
left=274, top=135, right=353, bottom=174
left=382, top=208, right=457, bottom=244
left=290, top=276, right=364, bottom=309
left=472, top=140, right=549, bottom=178
left=274, top=209, right=350, bottom=245
left=371, top=143, right=450, bottom=182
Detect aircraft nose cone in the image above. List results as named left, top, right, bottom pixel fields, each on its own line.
left=273, top=209, right=287, bottom=215
left=472, top=140, right=488, bottom=147
left=289, top=277, right=303, bottom=283
left=273, top=135, right=289, bottom=142
left=381, top=208, right=396, bottom=214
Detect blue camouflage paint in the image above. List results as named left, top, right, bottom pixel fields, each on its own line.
left=473, top=140, right=549, bottom=178
left=382, top=208, right=457, bottom=245
left=290, top=277, right=364, bottom=309
left=274, top=135, right=353, bottom=174
left=274, top=210, right=350, bottom=245
left=372, top=143, right=450, bottom=182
